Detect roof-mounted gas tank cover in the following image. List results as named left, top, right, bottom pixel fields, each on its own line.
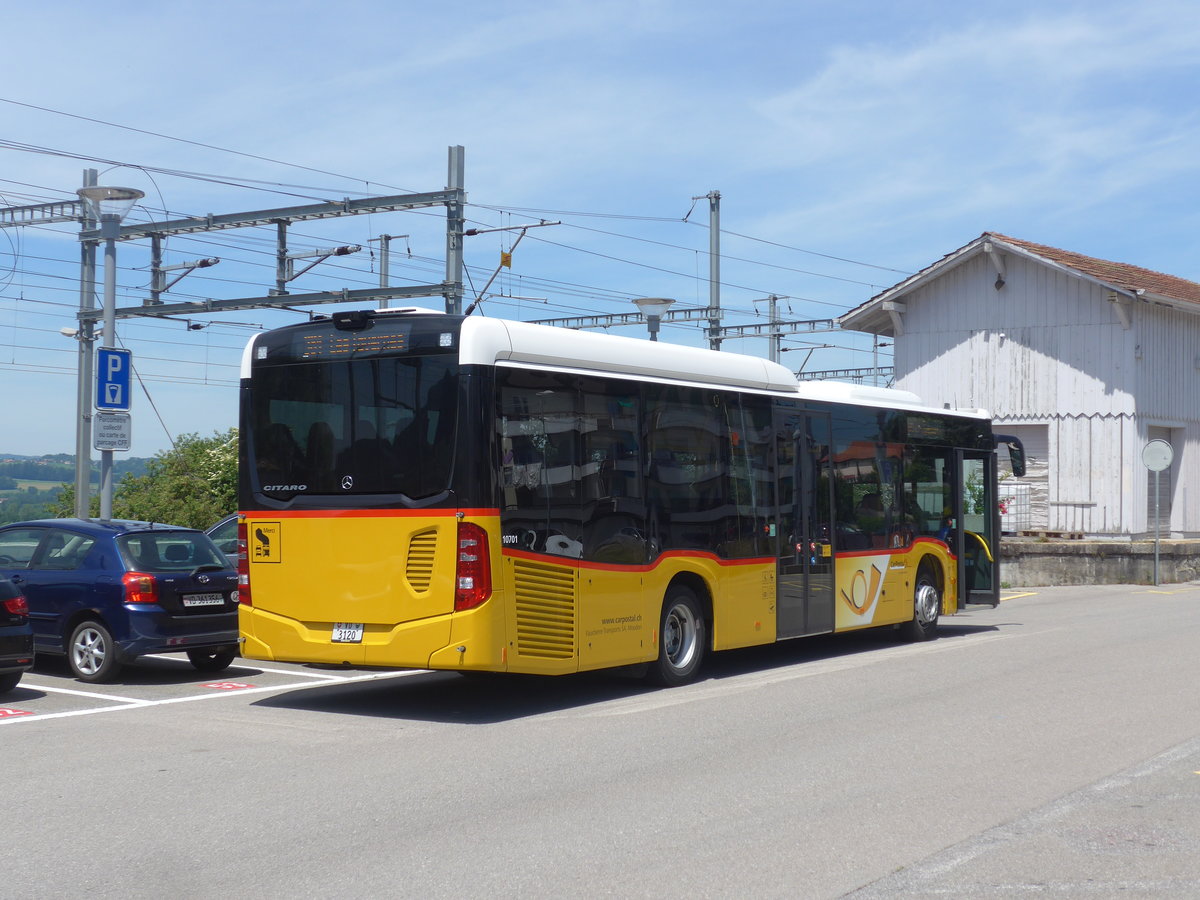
left=332, top=310, right=373, bottom=331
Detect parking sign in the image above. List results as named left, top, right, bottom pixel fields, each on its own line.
left=96, top=348, right=132, bottom=411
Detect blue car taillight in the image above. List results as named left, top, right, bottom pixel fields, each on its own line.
left=122, top=571, right=159, bottom=604
left=2, top=595, right=28, bottom=617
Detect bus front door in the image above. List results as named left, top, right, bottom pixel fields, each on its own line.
left=955, top=449, right=1000, bottom=607
left=776, top=411, right=835, bottom=638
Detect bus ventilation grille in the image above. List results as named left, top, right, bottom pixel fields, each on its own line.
left=513, top=559, right=576, bottom=659
left=405, top=529, right=438, bottom=593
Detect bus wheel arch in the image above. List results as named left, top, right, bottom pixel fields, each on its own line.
left=647, top=575, right=710, bottom=687
left=900, top=557, right=942, bottom=643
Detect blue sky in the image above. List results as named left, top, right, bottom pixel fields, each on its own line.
left=3, top=0, right=1199, bottom=456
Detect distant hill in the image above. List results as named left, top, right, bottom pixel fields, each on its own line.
left=0, top=454, right=151, bottom=486
left=0, top=454, right=153, bottom=525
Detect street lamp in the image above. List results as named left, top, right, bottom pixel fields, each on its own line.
left=633, top=297, right=675, bottom=342
left=76, top=185, right=144, bottom=521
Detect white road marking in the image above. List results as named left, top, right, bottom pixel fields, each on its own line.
left=140, top=655, right=361, bottom=680
left=233, top=665, right=360, bottom=679
left=19, top=683, right=154, bottom=704
left=137, top=652, right=357, bottom=681
left=0, top=668, right=428, bottom=726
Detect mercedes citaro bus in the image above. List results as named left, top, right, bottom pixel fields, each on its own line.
left=235, top=308, right=1022, bottom=686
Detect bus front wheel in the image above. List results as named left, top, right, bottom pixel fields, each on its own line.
left=648, top=586, right=706, bottom=687
left=900, top=565, right=940, bottom=642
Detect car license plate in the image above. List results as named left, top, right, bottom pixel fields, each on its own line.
left=182, top=592, right=226, bottom=607
left=332, top=622, right=364, bottom=643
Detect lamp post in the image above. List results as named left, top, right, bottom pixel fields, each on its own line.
left=76, top=186, right=144, bottom=521
left=633, top=297, right=675, bottom=342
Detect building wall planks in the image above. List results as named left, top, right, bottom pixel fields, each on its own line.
left=884, top=248, right=1199, bottom=537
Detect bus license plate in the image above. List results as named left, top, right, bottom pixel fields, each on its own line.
left=332, top=622, right=364, bottom=643
left=183, top=593, right=226, bottom=607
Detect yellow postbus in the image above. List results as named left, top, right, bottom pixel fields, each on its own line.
left=236, top=308, right=1022, bottom=685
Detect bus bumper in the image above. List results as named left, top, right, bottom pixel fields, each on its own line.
left=239, top=602, right=509, bottom=671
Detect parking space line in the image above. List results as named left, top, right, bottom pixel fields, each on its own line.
left=20, top=683, right=153, bottom=704
left=0, top=668, right=427, bottom=726
left=1001, top=591, right=1037, bottom=601
left=138, top=654, right=399, bottom=681
left=234, top=665, right=360, bottom=679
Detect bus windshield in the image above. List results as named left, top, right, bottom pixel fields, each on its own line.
left=248, top=354, right=460, bottom=499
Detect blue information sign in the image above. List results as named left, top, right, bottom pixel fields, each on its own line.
left=96, top=347, right=133, bottom=411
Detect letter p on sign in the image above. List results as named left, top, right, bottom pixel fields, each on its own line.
left=95, top=348, right=133, bottom=411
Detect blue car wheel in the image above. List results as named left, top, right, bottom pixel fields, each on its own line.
left=69, top=620, right=122, bottom=683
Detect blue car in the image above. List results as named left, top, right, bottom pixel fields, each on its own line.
left=205, top=513, right=239, bottom=568
left=0, top=574, right=34, bottom=694
left=0, top=519, right=239, bottom=683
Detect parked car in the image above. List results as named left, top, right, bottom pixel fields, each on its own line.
left=0, top=519, right=239, bottom=683
left=205, top=514, right=238, bottom=568
left=0, top=573, right=34, bottom=694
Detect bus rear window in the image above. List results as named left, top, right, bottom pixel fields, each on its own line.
left=249, top=355, right=460, bottom=499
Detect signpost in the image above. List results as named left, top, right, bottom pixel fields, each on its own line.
left=94, top=346, right=133, bottom=521
left=1141, top=439, right=1173, bottom=586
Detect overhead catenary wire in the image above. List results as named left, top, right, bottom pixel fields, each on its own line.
left=0, top=111, right=899, bottom=457
left=2, top=97, right=910, bottom=304
left=4, top=178, right=882, bottom=337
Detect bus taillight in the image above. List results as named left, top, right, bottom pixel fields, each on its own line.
left=237, top=521, right=252, bottom=606
left=454, top=522, right=492, bottom=611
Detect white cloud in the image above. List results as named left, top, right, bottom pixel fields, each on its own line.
left=741, top=3, right=1200, bottom=252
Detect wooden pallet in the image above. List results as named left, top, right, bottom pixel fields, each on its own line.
left=1018, top=530, right=1084, bottom=540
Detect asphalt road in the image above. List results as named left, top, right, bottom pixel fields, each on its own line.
left=4, top=582, right=1200, bottom=898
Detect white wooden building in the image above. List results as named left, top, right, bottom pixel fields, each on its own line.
left=839, top=232, right=1200, bottom=538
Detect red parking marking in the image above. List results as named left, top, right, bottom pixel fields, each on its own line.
left=0, top=708, right=33, bottom=718
left=203, top=682, right=254, bottom=691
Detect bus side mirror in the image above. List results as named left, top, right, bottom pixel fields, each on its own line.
left=995, top=435, right=1026, bottom=477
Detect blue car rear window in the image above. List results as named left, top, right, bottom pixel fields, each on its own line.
left=118, top=533, right=228, bottom=573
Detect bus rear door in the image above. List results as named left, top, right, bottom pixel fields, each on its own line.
left=776, top=409, right=835, bottom=637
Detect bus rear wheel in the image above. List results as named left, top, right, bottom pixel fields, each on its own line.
left=900, top=565, right=940, bottom=642
left=648, top=586, right=706, bottom=687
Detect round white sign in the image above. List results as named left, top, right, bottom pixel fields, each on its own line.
left=1142, top=439, right=1173, bottom=472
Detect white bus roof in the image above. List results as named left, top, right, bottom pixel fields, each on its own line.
left=459, top=316, right=799, bottom=393
left=244, top=309, right=990, bottom=420
left=795, top=380, right=991, bottom=420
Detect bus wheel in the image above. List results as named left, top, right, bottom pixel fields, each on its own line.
left=900, top=565, right=940, bottom=642
left=648, top=586, right=706, bottom=686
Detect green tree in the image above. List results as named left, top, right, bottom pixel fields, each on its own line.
left=53, top=429, right=237, bottom=528
left=47, top=484, right=85, bottom=519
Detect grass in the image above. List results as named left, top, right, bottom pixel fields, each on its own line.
left=11, top=479, right=65, bottom=491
